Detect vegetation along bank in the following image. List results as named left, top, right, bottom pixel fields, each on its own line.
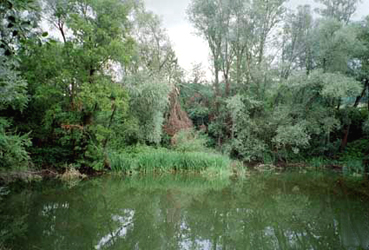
left=1, top=0, right=369, bottom=183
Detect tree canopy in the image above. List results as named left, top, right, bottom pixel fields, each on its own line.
left=0, top=0, right=368, bottom=173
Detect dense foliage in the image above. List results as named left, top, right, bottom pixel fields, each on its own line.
left=185, top=0, right=369, bottom=168
left=0, top=0, right=180, bottom=172
left=0, top=0, right=368, bottom=174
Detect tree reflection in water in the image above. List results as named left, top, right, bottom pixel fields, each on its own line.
left=1, top=172, right=368, bottom=250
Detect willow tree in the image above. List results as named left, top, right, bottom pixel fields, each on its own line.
left=280, top=5, right=314, bottom=78
left=126, top=2, right=187, bottom=144
left=189, top=0, right=237, bottom=97
left=314, top=0, right=361, bottom=24
left=130, top=5, right=179, bottom=78
left=188, top=0, right=286, bottom=97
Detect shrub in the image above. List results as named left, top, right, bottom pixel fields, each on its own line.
left=339, top=138, right=368, bottom=162
left=171, top=129, right=208, bottom=153
left=0, top=118, right=31, bottom=171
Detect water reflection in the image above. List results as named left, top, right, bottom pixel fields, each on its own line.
left=1, top=172, right=368, bottom=250
left=95, top=210, right=134, bottom=250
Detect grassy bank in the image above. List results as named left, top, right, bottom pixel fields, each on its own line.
left=108, top=147, right=233, bottom=177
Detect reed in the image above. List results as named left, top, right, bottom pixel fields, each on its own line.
left=108, top=148, right=232, bottom=176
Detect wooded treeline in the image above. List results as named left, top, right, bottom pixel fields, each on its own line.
left=0, top=0, right=368, bottom=172
left=1, top=0, right=182, bottom=171
left=185, top=0, right=369, bottom=165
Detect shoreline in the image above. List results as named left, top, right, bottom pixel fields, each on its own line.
left=1, top=161, right=367, bottom=186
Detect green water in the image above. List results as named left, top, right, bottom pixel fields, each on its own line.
left=1, top=171, right=369, bottom=250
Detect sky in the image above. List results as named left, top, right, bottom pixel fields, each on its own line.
left=144, top=0, right=369, bottom=79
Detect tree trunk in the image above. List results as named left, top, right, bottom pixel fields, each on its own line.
left=102, top=103, right=117, bottom=170
left=340, top=79, right=368, bottom=151
left=340, top=124, right=350, bottom=152
left=323, top=58, right=327, bottom=73
left=354, top=79, right=368, bottom=107
left=57, top=21, right=75, bottom=109
left=214, top=64, right=220, bottom=97
left=235, top=46, right=244, bottom=87
left=102, top=103, right=117, bottom=150
left=258, top=36, right=265, bottom=65
left=224, top=73, right=230, bottom=97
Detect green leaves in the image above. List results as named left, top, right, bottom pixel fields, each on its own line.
left=315, top=18, right=365, bottom=73
left=171, top=129, right=209, bottom=153
left=315, top=0, right=360, bottom=23
left=0, top=58, right=28, bottom=111
left=222, top=68, right=363, bottom=161
left=283, top=70, right=361, bottom=101
left=319, top=72, right=362, bottom=98
left=1, top=0, right=367, bottom=171
left=273, top=122, right=311, bottom=154
left=0, top=118, right=31, bottom=170
left=125, top=73, right=170, bottom=144
left=225, top=94, right=267, bottom=161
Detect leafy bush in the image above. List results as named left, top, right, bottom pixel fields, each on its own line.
left=225, top=94, right=268, bottom=161
left=0, top=58, right=29, bottom=111
left=171, top=129, right=208, bottom=153
left=273, top=122, right=311, bottom=154
left=339, top=138, right=368, bottom=161
left=0, top=118, right=31, bottom=171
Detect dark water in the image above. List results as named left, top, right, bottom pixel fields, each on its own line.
left=1, top=171, right=369, bottom=250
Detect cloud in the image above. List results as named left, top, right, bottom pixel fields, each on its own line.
left=167, top=24, right=212, bottom=78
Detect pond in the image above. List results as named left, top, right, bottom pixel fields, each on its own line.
left=1, top=170, right=369, bottom=250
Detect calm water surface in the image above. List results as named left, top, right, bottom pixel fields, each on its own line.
left=1, top=170, right=369, bottom=250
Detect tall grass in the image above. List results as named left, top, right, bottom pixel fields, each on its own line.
left=109, top=152, right=137, bottom=172
left=108, top=147, right=232, bottom=177
left=308, top=157, right=327, bottom=169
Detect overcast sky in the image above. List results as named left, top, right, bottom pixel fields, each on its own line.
left=144, top=0, right=369, bottom=79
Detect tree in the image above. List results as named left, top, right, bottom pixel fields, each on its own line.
left=124, top=73, right=170, bottom=144
left=129, top=5, right=183, bottom=84
left=0, top=0, right=39, bottom=170
left=314, top=0, right=361, bottom=24
left=188, top=0, right=231, bottom=97
left=15, top=0, right=135, bottom=169
left=280, top=5, right=314, bottom=78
